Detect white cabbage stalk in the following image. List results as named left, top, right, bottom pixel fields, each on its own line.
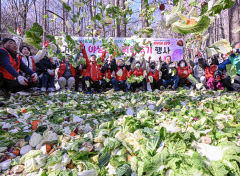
left=106, top=164, right=117, bottom=175
left=162, top=119, right=181, bottom=133
left=196, top=143, right=223, bottom=161
left=78, top=170, right=96, bottom=176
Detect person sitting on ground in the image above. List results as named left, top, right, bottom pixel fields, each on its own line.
left=193, top=58, right=207, bottom=89
left=100, top=51, right=113, bottom=91
left=160, top=56, right=179, bottom=90
left=36, top=56, right=56, bottom=92
left=58, top=57, right=76, bottom=90
left=19, top=44, right=47, bottom=76
left=204, top=57, right=224, bottom=90
left=75, top=52, right=87, bottom=92
left=0, top=38, right=38, bottom=94
left=177, top=59, right=196, bottom=89
left=146, top=56, right=162, bottom=91
left=127, top=53, right=147, bottom=92
left=81, top=43, right=103, bottom=94
left=227, top=42, right=240, bottom=91
left=111, top=55, right=133, bottom=92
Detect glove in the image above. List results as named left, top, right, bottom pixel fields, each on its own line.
left=149, top=76, right=153, bottom=83
left=116, top=69, right=123, bottom=77
left=47, top=69, right=55, bottom=76
left=31, top=73, right=38, bottom=82
left=17, top=76, right=28, bottom=86
left=44, top=40, right=50, bottom=48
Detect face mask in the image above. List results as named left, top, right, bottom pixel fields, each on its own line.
left=180, top=63, right=185, bottom=67
left=150, top=65, right=155, bottom=69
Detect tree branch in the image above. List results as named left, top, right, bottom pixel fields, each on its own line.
left=46, top=10, right=64, bottom=20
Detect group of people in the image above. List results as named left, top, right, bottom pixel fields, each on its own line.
left=0, top=38, right=240, bottom=98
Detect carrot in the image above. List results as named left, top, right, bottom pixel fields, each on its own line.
left=8, top=156, right=13, bottom=159
left=32, top=120, right=40, bottom=130
left=70, top=132, right=77, bottom=136
left=46, top=144, right=52, bottom=154
left=21, top=109, right=27, bottom=113
left=127, top=155, right=133, bottom=162
left=13, top=149, right=20, bottom=156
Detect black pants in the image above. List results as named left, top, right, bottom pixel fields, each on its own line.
left=150, top=79, right=162, bottom=90
left=232, top=75, right=240, bottom=91
left=75, top=73, right=86, bottom=91
left=130, top=78, right=147, bottom=92
left=85, top=76, right=100, bottom=92
left=222, top=76, right=234, bottom=91
left=0, top=73, right=36, bottom=93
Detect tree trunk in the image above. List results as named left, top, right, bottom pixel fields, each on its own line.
left=141, top=0, right=149, bottom=38
left=229, top=0, right=240, bottom=44
left=0, top=0, right=2, bottom=40
left=43, top=0, right=47, bottom=42
left=115, top=0, right=120, bottom=37
left=33, top=0, right=37, bottom=23
left=120, top=0, right=126, bottom=37
left=62, top=4, right=66, bottom=33
left=219, top=14, right=225, bottom=39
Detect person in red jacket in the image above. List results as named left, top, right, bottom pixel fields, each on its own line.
left=128, top=58, right=147, bottom=92
left=81, top=43, right=102, bottom=94
left=202, top=58, right=224, bottom=90
left=58, top=57, right=76, bottom=90
left=177, top=60, right=194, bottom=89
left=146, top=56, right=162, bottom=91
left=0, top=38, right=38, bottom=95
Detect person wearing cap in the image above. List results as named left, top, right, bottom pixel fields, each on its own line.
left=36, top=56, right=57, bottom=92
left=146, top=56, right=162, bottom=91
left=58, top=57, right=76, bottom=90
left=0, top=38, right=38, bottom=93
left=81, top=43, right=103, bottom=94
left=160, top=56, right=179, bottom=90
left=110, top=55, right=134, bottom=92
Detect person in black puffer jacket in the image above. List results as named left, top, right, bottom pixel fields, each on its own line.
left=36, top=56, right=57, bottom=92
left=160, top=56, right=179, bottom=90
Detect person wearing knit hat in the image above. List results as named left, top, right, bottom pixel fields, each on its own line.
left=0, top=38, right=38, bottom=94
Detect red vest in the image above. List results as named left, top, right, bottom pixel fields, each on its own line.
left=58, top=62, right=76, bottom=78
left=128, top=68, right=144, bottom=77
left=0, top=48, right=20, bottom=80
left=116, top=67, right=128, bottom=81
left=147, top=70, right=159, bottom=82
left=177, top=66, right=192, bottom=78
left=103, top=70, right=112, bottom=79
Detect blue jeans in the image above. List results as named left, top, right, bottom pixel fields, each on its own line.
left=41, top=72, right=55, bottom=88
left=111, top=78, right=127, bottom=91
left=162, top=75, right=179, bottom=89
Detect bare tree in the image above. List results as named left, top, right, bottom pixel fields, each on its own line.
left=229, top=0, right=240, bottom=44
left=0, top=0, right=2, bottom=40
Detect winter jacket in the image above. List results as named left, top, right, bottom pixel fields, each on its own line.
left=205, top=65, right=218, bottom=80
left=58, top=61, right=76, bottom=78
left=193, top=64, right=205, bottom=80
left=36, top=57, right=57, bottom=75
left=177, top=66, right=192, bottom=78
left=147, top=69, right=160, bottom=82
left=20, top=48, right=47, bottom=72
left=82, top=47, right=102, bottom=81
left=0, top=48, right=34, bottom=80
left=228, top=54, right=240, bottom=75
left=161, top=62, right=177, bottom=80
left=217, top=59, right=231, bottom=71
left=100, top=51, right=112, bottom=79
left=128, top=67, right=144, bottom=77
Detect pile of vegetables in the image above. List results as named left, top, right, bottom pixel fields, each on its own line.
left=0, top=89, right=240, bottom=175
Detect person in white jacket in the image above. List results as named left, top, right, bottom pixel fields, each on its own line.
left=19, top=45, right=47, bottom=74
